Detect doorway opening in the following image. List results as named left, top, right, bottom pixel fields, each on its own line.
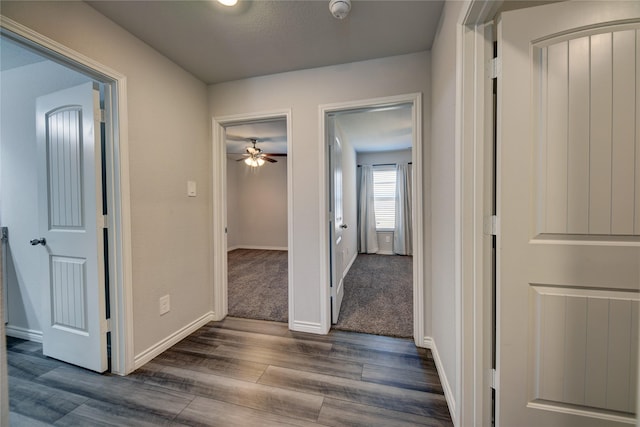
left=0, top=22, right=131, bottom=375
left=224, top=119, right=289, bottom=322
left=211, top=110, right=293, bottom=326
left=320, top=93, right=424, bottom=343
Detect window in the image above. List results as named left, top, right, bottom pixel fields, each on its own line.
left=372, top=167, right=396, bottom=230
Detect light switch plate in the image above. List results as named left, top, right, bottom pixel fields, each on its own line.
left=187, top=180, right=197, bottom=197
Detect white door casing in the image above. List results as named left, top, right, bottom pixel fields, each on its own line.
left=36, top=82, right=108, bottom=373
left=329, top=118, right=345, bottom=324
left=497, top=3, right=640, bottom=426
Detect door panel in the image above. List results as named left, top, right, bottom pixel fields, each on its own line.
left=329, top=116, right=345, bottom=324
left=36, top=82, right=107, bottom=373
left=498, top=2, right=640, bottom=426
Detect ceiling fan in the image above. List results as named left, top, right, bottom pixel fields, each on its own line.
left=232, top=137, right=285, bottom=167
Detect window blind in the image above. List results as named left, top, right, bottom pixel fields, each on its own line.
left=372, top=167, right=396, bottom=230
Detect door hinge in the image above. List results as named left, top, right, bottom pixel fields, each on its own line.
left=101, top=215, right=109, bottom=229
left=102, top=318, right=112, bottom=333
left=99, top=109, right=106, bottom=123
left=483, top=215, right=499, bottom=236
left=487, top=57, right=501, bottom=79
left=490, top=368, right=498, bottom=390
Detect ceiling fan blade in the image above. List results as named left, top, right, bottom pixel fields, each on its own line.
left=226, top=134, right=249, bottom=142
left=263, top=153, right=287, bottom=157
left=263, top=157, right=277, bottom=163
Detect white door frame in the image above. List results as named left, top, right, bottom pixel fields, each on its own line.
left=211, top=110, right=294, bottom=325
left=457, top=0, right=503, bottom=425
left=318, top=93, right=424, bottom=343
left=0, top=16, right=134, bottom=375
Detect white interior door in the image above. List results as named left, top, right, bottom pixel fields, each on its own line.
left=36, top=82, right=107, bottom=373
left=497, top=3, right=640, bottom=426
left=329, top=117, right=345, bottom=324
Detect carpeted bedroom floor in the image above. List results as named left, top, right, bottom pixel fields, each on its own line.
left=227, top=249, right=288, bottom=322
left=227, top=249, right=413, bottom=337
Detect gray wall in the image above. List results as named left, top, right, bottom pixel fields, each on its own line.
left=0, top=60, right=90, bottom=338
left=226, top=157, right=288, bottom=250
left=430, top=0, right=466, bottom=414
left=2, top=1, right=212, bottom=357
left=209, top=51, right=431, bottom=332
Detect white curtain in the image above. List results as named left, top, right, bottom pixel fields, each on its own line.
left=358, top=165, right=379, bottom=253
left=393, top=163, right=412, bottom=255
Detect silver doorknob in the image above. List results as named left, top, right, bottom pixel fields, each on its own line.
left=30, top=238, right=46, bottom=246
left=340, top=224, right=348, bottom=229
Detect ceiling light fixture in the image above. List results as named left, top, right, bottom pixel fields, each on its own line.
left=217, top=0, right=238, bottom=6
left=244, top=156, right=265, bottom=168
left=329, top=0, right=351, bottom=19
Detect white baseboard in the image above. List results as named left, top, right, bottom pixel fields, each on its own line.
left=134, top=311, right=215, bottom=370
left=228, top=245, right=287, bottom=252
left=290, top=320, right=325, bottom=334
left=377, top=250, right=395, bottom=255
left=343, top=252, right=357, bottom=279
left=424, top=336, right=457, bottom=426
left=5, top=325, right=42, bottom=343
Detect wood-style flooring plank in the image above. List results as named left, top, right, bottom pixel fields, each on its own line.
left=175, top=396, right=324, bottom=427
left=362, top=363, right=444, bottom=394
left=212, top=344, right=364, bottom=380
left=330, top=342, right=436, bottom=371
left=54, top=399, right=190, bottom=427
left=317, top=397, right=454, bottom=427
left=7, top=351, right=61, bottom=380
left=258, top=365, right=451, bottom=420
left=151, top=346, right=268, bottom=382
left=37, top=366, right=194, bottom=420
left=208, top=317, right=290, bottom=338
left=193, top=327, right=334, bottom=357
left=9, top=375, right=87, bottom=424
left=10, top=412, right=55, bottom=427
left=139, top=364, right=325, bottom=422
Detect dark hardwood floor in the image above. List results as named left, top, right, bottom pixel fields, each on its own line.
left=7, top=317, right=452, bottom=426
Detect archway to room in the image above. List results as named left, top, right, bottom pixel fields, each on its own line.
left=321, top=93, right=424, bottom=343
left=223, top=119, right=290, bottom=323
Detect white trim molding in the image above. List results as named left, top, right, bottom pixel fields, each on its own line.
left=291, top=320, right=324, bottom=335
left=425, top=336, right=458, bottom=425
left=134, top=311, right=214, bottom=369
left=228, top=245, right=288, bottom=252
left=0, top=15, right=134, bottom=376
left=211, top=109, right=293, bottom=325
left=318, top=93, right=424, bottom=344
left=5, top=325, right=43, bottom=343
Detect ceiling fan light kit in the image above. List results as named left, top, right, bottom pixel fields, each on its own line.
left=329, top=0, right=351, bottom=20
left=244, top=157, right=265, bottom=168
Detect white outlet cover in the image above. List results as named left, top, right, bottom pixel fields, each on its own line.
left=159, top=295, right=170, bottom=315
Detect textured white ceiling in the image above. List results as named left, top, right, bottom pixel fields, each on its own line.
left=224, top=104, right=412, bottom=157
left=86, top=0, right=444, bottom=84
left=225, top=120, right=287, bottom=154
left=0, top=36, right=46, bottom=71
left=335, top=104, right=412, bottom=152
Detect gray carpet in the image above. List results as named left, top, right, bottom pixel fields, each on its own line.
left=227, top=250, right=413, bottom=337
left=334, top=254, right=413, bottom=338
left=227, top=249, right=288, bottom=322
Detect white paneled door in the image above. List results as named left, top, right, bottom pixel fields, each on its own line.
left=498, top=2, right=640, bottom=426
left=329, top=116, right=345, bottom=324
left=36, top=82, right=107, bottom=373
